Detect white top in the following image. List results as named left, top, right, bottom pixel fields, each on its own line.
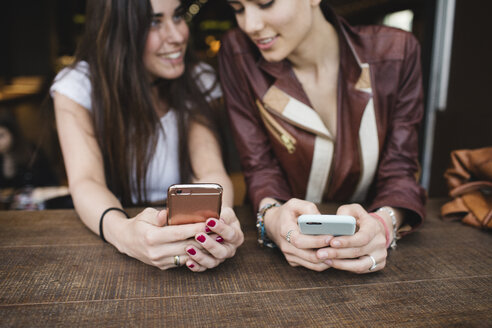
left=50, top=61, right=222, bottom=203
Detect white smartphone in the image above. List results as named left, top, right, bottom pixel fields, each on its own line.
left=298, top=214, right=356, bottom=236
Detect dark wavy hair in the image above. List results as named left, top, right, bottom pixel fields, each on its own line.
left=72, top=0, right=220, bottom=205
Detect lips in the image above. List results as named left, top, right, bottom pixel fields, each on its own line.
left=161, top=50, right=182, bottom=60
left=255, top=35, right=278, bottom=50
left=258, top=37, right=275, bottom=45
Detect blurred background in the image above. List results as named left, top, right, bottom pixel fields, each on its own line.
left=0, top=0, right=491, bottom=209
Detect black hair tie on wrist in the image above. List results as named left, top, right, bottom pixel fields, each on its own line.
left=99, top=207, right=129, bottom=243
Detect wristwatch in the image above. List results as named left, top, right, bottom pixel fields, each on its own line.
left=256, top=203, right=280, bottom=248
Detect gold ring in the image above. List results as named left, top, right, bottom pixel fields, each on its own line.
left=173, top=255, right=180, bottom=267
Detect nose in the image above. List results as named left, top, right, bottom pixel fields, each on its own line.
left=162, top=21, right=186, bottom=44
left=241, top=7, right=264, bottom=35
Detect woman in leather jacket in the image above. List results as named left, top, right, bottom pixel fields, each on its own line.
left=219, top=0, right=426, bottom=273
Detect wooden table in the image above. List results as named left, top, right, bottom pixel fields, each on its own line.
left=0, top=199, right=491, bottom=327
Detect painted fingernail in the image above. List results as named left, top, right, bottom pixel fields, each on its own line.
left=216, top=236, right=224, bottom=243
left=207, top=220, right=216, bottom=227
left=325, top=260, right=333, bottom=266
left=197, top=235, right=206, bottom=243
left=318, top=251, right=328, bottom=259
left=325, top=236, right=333, bottom=244
left=187, top=248, right=196, bottom=255
left=188, top=263, right=195, bottom=268
left=205, top=226, right=211, bottom=233
left=332, top=240, right=341, bottom=247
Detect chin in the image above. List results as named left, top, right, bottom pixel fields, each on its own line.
left=259, top=49, right=288, bottom=63
left=160, top=65, right=185, bottom=80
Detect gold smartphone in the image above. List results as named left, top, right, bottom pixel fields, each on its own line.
left=167, top=183, right=223, bottom=225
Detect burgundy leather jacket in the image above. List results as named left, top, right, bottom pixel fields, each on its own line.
left=218, top=7, right=426, bottom=228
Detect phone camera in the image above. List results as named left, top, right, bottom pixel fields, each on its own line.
left=176, top=189, right=182, bottom=194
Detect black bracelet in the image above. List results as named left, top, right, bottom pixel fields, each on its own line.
left=99, top=207, right=129, bottom=243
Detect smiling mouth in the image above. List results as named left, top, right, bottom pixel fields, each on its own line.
left=257, top=37, right=276, bottom=45
left=161, top=51, right=182, bottom=59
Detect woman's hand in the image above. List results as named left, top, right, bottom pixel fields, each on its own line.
left=263, top=199, right=333, bottom=272
left=184, top=206, right=244, bottom=272
left=315, top=204, right=388, bottom=274
left=114, top=208, right=205, bottom=270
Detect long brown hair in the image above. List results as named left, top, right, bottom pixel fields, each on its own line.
left=74, top=0, right=220, bottom=205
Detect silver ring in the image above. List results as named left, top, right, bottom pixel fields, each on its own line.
left=173, top=255, right=181, bottom=267
left=286, top=230, right=295, bottom=243
left=368, top=255, right=377, bottom=271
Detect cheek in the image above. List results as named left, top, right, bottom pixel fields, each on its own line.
left=179, top=23, right=190, bottom=44
left=144, top=33, right=159, bottom=57
left=235, top=15, right=246, bottom=31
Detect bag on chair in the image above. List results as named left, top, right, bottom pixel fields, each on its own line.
left=441, top=147, right=492, bottom=229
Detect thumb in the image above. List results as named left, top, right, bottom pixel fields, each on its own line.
left=336, top=203, right=366, bottom=218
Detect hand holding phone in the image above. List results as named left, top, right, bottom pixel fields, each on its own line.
left=167, top=183, right=222, bottom=225
left=298, top=214, right=356, bottom=236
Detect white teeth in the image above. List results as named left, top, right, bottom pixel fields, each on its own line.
left=258, top=37, right=274, bottom=44
left=163, top=51, right=181, bottom=59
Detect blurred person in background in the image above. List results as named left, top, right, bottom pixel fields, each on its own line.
left=0, top=110, right=58, bottom=189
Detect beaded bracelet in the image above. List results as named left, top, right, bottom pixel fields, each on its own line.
left=378, top=206, right=398, bottom=249
left=99, top=207, right=129, bottom=243
left=369, top=213, right=391, bottom=249
left=256, top=203, right=280, bottom=248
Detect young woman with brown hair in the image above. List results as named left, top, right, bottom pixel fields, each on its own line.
left=50, top=0, right=243, bottom=271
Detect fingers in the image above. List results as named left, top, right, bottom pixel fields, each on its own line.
left=184, top=259, right=207, bottom=272
left=284, top=198, right=321, bottom=217
left=336, top=203, right=366, bottom=218
left=205, top=217, right=243, bottom=247
left=145, top=252, right=190, bottom=271
left=285, top=229, right=334, bottom=249
left=147, top=222, right=207, bottom=245
left=259, top=199, right=330, bottom=271
left=135, top=208, right=212, bottom=244
left=266, top=199, right=327, bottom=249
left=185, top=238, right=223, bottom=270
left=283, top=243, right=327, bottom=265
left=185, top=208, right=244, bottom=271
left=140, top=239, right=201, bottom=269
left=284, top=252, right=331, bottom=272
left=327, top=252, right=387, bottom=274
left=218, top=207, right=237, bottom=225
left=317, top=239, right=387, bottom=261
left=330, top=205, right=382, bottom=249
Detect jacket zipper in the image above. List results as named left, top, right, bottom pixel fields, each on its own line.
left=256, top=100, right=296, bottom=154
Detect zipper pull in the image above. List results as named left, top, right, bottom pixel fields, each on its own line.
left=281, top=134, right=296, bottom=154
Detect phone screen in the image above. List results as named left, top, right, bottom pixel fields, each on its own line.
left=167, top=183, right=222, bottom=225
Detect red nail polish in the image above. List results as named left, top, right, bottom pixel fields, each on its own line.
left=187, top=248, right=196, bottom=255
left=205, top=226, right=211, bottom=233
left=197, top=235, right=206, bottom=243
left=207, top=220, right=216, bottom=227
left=216, top=236, right=224, bottom=243
left=188, top=263, right=195, bottom=268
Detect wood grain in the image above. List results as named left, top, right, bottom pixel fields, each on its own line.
left=0, top=199, right=491, bottom=327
